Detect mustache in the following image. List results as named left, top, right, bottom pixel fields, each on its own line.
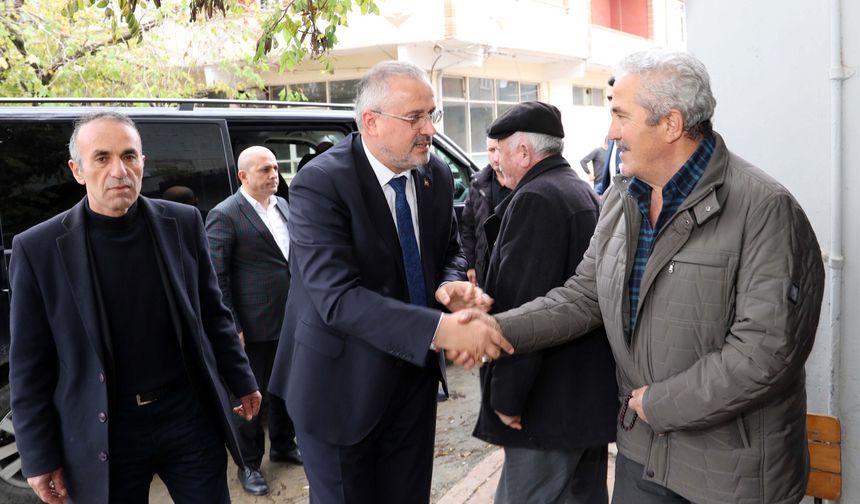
left=617, top=142, right=630, bottom=152
left=106, top=177, right=134, bottom=189
left=413, top=135, right=433, bottom=147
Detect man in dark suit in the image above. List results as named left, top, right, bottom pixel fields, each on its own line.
left=269, top=60, right=510, bottom=504
left=473, top=102, right=617, bottom=503
left=595, top=77, right=620, bottom=196
left=9, top=111, right=261, bottom=504
left=206, top=145, right=301, bottom=496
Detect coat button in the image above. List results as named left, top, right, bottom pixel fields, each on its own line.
left=99, top=373, right=105, bottom=383
left=98, top=412, right=107, bottom=423
left=99, top=451, right=109, bottom=462
left=646, top=469, right=655, bottom=478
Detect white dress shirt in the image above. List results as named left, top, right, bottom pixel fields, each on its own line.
left=361, top=140, right=422, bottom=250
left=240, top=186, right=290, bottom=260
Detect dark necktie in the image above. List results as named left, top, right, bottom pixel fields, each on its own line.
left=388, top=176, right=427, bottom=306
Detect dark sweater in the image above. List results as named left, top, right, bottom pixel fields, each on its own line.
left=86, top=202, right=184, bottom=396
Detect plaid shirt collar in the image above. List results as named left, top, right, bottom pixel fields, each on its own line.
left=627, top=135, right=715, bottom=232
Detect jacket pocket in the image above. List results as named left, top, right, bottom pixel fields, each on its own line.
left=664, top=250, right=731, bottom=326
left=295, top=318, right=345, bottom=358
left=700, top=417, right=751, bottom=451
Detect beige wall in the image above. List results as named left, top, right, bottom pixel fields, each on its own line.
left=251, top=0, right=684, bottom=181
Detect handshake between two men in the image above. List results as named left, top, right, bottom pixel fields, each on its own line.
left=433, top=281, right=514, bottom=368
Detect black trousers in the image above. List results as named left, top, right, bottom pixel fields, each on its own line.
left=296, top=360, right=438, bottom=504
left=612, top=453, right=690, bottom=503
left=108, top=379, right=229, bottom=504
left=234, top=339, right=296, bottom=468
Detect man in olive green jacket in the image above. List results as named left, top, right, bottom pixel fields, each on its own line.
left=461, top=51, right=825, bottom=503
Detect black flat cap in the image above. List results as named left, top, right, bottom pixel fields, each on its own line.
left=486, top=101, right=564, bottom=139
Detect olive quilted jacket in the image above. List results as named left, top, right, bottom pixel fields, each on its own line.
left=496, top=133, right=825, bottom=504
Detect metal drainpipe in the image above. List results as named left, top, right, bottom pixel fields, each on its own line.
left=827, top=0, right=845, bottom=418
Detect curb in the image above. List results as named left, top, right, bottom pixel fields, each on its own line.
left=437, top=443, right=617, bottom=504
left=437, top=448, right=504, bottom=504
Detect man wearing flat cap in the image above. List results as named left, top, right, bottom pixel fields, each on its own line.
left=471, top=101, right=618, bottom=503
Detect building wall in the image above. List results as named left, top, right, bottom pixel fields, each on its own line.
left=687, top=1, right=859, bottom=501
left=591, top=0, right=650, bottom=38
left=336, top=0, right=592, bottom=59
left=256, top=0, right=684, bottom=184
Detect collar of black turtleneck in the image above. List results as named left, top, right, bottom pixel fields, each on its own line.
left=84, top=199, right=140, bottom=231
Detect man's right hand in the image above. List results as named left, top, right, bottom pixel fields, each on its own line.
left=238, top=331, right=245, bottom=346
left=434, top=310, right=513, bottom=368
left=28, top=468, right=68, bottom=504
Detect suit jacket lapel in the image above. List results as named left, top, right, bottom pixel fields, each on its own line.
left=275, top=197, right=290, bottom=262
left=275, top=197, right=290, bottom=224
left=351, top=135, right=403, bottom=271
left=57, top=199, right=106, bottom=368
left=235, top=192, right=284, bottom=257
left=139, top=197, right=197, bottom=326
left=413, top=166, right=435, bottom=293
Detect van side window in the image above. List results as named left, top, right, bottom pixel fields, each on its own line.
left=228, top=125, right=348, bottom=185
left=0, top=121, right=233, bottom=252
left=0, top=121, right=80, bottom=251
left=431, top=145, right=471, bottom=205
left=137, top=122, right=233, bottom=219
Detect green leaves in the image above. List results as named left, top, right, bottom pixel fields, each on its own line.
left=1, top=0, right=380, bottom=98
left=245, top=0, right=379, bottom=73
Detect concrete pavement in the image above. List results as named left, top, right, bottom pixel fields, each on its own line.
left=152, top=442, right=616, bottom=503
left=438, top=445, right=617, bottom=504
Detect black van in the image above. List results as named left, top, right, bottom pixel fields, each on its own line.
left=0, top=98, right=476, bottom=501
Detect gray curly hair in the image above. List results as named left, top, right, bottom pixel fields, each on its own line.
left=616, top=50, right=716, bottom=140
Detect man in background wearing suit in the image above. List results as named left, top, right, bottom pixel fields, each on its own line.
left=269, top=60, right=510, bottom=504
left=9, top=111, right=261, bottom=504
left=206, top=146, right=302, bottom=496
left=595, top=77, right=621, bottom=196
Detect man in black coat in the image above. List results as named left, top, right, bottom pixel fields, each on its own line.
left=9, top=112, right=261, bottom=504
left=206, top=146, right=302, bottom=496
left=472, top=102, right=618, bottom=503
left=459, top=137, right=510, bottom=286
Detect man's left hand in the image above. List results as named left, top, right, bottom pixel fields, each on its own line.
left=233, top=390, right=262, bottom=421
left=628, top=385, right=649, bottom=424
left=495, top=411, right=522, bottom=430
left=435, top=281, right=493, bottom=312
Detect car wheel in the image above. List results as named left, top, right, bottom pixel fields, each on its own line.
left=0, top=384, right=39, bottom=503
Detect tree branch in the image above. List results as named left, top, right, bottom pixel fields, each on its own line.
left=0, top=0, right=48, bottom=83
left=42, top=19, right=158, bottom=86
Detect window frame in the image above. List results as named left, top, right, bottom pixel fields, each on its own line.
left=441, top=76, right=540, bottom=166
